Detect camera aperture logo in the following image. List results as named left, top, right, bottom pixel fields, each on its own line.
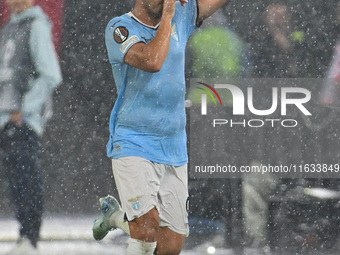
left=196, top=82, right=223, bottom=107
left=196, top=81, right=312, bottom=128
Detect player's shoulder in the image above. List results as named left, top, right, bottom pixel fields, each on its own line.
left=105, top=13, right=143, bottom=53
left=106, top=13, right=135, bottom=31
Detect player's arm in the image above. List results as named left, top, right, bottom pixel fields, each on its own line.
left=124, top=0, right=188, bottom=73
left=197, top=0, right=230, bottom=22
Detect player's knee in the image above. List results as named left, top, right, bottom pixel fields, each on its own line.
left=165, top=244, right=183, bottom=255
left=155, top=241, right=183, bottom=255
left=130, top=208, right=160, bottom=242
left=140, top=217, right=158, bottom=241
left=155, top=229, right=185, bottom=255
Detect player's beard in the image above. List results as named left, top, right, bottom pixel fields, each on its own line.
left=145, top=0, right=164, bottom=21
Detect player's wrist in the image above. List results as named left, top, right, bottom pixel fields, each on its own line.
left=160, top=13, right=174, bottom=30
left=162, top=0, right=176, bottom=19
left=161, top=11, right=175, bottom=21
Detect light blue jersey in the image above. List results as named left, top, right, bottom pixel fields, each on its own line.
left=105, top=1, right=199, bottom=166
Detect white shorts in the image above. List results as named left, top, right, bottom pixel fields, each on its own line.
left=111, top=156, right=189, bottom=236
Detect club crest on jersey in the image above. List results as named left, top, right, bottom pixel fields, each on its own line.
left=171, top=23, right=178, bottom=41
left=114, top=26, right=129, bottom=44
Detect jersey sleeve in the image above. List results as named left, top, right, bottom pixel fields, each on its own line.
left=105, top=17, right=144, bottom=64
left=178, top=0, right=201, bottom=38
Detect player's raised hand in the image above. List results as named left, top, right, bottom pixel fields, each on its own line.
left=163, top=0, right=178, bottom=17
left=179, top=0, right=188, bottom=7
left=163, top=0, right=188, bottom=17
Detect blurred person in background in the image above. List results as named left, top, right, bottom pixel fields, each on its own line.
left=320, top=3, right=340, bottom=105
left=186, top=9, right=251, bottom=80
left=251, top=2, right=308, bottom=78
left=185, top=10, right=250, bottom=248
left=0, top=0, right=62, bottom=254
left=185, top=8, right=251, bottom=109
left=243, top=2, right=309, bottom=248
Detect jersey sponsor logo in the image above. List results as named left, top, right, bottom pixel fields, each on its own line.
left=114, top=26, right=129, bottom=44
left=120, top=35, right=140, bottom=53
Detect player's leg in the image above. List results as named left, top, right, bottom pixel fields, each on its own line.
left=128, top=207, right=159, bottom=242
left=155, top=226, right=186, bottom=255
left=92, top=194, right=130, bottom=240
left=94, top=156, right=162, bottom=254
left=155, top=164, right=189, bottom=255
left=114, top=157, right=164, bottom=254
left=126, top=207, right=159, bottom=254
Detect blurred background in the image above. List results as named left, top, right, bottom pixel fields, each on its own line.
left=1, top=0, right=340, bottom=254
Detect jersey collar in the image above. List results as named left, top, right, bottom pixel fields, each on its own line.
left=128, top=12, right=160, bottom=30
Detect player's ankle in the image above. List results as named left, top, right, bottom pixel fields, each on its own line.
left=126, top=238, right=156, bottom=255
left=110, top=210, right=130, bottom=235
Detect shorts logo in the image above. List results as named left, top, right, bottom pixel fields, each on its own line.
left=133, top=202, right=140, bottom=210
left=128, top=196, right=142, bottom=211
left=114, top=26, right=129, bottom=44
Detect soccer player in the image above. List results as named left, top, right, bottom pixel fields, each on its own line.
left=93, top=0, right=229, bottom=254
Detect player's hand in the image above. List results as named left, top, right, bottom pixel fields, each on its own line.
left=179, top=0, right=188, bottom=7
left=163, top=0, right=177, bottom=17
left=163, top=0, right=188, bottom=17
left=10, top=112, right=23, bottom=127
